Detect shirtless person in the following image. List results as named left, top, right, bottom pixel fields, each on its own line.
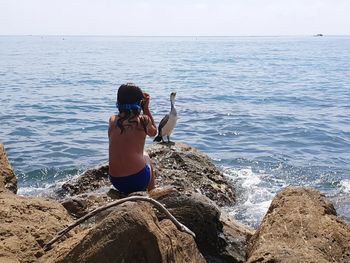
left=108, top=83, right=157, bottom=194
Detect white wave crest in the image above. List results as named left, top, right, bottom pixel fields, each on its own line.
left=224, top=167, right=277, bottom=228
left=340, top=179, right=350, bottom=194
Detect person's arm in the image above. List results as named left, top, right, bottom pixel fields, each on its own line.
left=142, top=93, right=157, bottom=137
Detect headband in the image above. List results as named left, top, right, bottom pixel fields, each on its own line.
left=116, top=102, right=141, bottom=110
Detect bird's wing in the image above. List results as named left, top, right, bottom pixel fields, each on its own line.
left=158, top=114, right=169, bottom=131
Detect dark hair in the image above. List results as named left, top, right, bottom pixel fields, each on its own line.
left=116, top=83, right=148, bottom=134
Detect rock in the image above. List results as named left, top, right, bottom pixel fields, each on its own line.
left=0, top=144, right=17, bottom=194
left=51, top=143, right=244, bottom=262
left=0, top=191, right=74, bottom=263
left=61, top=191, right=122, bottom=219
left=59, top=164, right=110, bottom=196
left=44, top=202, right=206, bottom=263
left=57, top=142, right=236, bottom=207
left=220, top=212, right=255, bottom=263
left=4, top=140, right=350, bottom=263
left=155, top=190, right=253, bottom=262
left=61, top=197, right=89, bottom=218
left=155, top=191, right=223, bottom=259
left=148, top=142, right=236, bottom=206
left=247, top=187, right=350, bottom=263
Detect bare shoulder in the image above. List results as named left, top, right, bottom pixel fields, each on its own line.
left=109, top=115, right=118, bottom=125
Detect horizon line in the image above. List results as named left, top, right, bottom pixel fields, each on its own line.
left=1, top=34, right=350, bottom=38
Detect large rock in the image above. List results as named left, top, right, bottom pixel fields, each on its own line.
left=56, top=188, right=253, bottom=263
left=51, top=143, right=244, bottom=262
left=148, top=142, right=236, bottom=206
left=0, top=191, right=74, bottom=263
left=44, top=202, right=206, bottom=263
left=155, top=190, right=253, bottom=263
left=58, top=143, right=236, bottom=207
left=247, top=187, right=350, bottom=263
left=0, top=144, right=17, bottom=194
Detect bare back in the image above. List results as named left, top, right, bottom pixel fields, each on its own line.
left=108, top=114, right=152, bottom=176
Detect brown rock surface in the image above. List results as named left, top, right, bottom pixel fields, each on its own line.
left=60, top=191, right=120, bottom=218
left=247, top=187, right=350, bottom=263
left=43, top=202, right=206, bottom=263
left=155, top=190, right=253, bottom=262
left=0, top=191, right=74, bottom=263
left=0, top=144, right=17, bottom=194
left=148, top=142, right=236, bottom=206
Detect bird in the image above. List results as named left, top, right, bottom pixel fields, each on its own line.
left=154, top=92, right=177, bottom=144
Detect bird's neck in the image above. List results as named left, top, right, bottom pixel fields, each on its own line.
left=170, top=99, right=177, bottom=116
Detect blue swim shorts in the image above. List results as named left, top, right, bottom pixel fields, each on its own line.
left=109, top=164, right=151, bottom=195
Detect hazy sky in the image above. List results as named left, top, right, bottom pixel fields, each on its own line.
left=1, top=0, right=349, bottom=36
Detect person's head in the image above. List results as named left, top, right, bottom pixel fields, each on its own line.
left=115, top=83, right=147, bottom=133
left=117, top=83, right=144, bottom=110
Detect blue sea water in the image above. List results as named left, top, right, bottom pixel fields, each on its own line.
left=1, top=36, right=349, bottom=227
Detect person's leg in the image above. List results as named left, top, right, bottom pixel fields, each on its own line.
left=144, top=152, right=155, bottom=191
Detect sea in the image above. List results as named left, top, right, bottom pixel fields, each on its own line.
left=1, top=36, right=349, bottom=228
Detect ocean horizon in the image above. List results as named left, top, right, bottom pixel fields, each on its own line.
left=1, top=35, right=349, bottom=228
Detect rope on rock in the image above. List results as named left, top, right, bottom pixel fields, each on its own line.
left=43, top=196, right=195, bottom=251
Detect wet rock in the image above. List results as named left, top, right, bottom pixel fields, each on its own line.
left=247, top=187, right=350, bottom=263
left=43, top=202, right=206, bottom=263
left=0, top=144, right=17, bottom=194
left=59, top=164, right=110, bottom=196
left=220, top=212, right=255, bottom=263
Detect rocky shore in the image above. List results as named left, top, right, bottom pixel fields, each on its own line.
left=1, top=142, right=349, bottom=263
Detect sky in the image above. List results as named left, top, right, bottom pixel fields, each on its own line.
left=0, top=0, right=349, bottom=36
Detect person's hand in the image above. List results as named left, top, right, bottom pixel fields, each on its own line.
left=142, top=92, right=150, bottom=111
